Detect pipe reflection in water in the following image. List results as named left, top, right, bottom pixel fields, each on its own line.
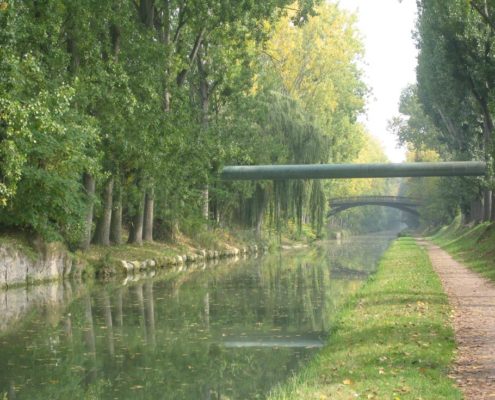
left=0, top=232, right=397, bottom=399
left=222, top=335, right=325, bottom=348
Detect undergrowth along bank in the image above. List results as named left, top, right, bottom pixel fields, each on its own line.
left=268, top=237, right=461, bottom=400
left=431, top=215, right=495, bottom=282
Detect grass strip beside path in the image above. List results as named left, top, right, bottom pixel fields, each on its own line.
left=269, top=238, right=461, bottom=400
left=432, top=220, right=495, bottom=282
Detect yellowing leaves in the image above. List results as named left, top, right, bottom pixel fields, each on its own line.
left=264, top=2, right=366, bottom=150
left=330, top=133, right=396, bottom=202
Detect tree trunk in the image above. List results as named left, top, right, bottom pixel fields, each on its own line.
left=80, top=173, right=95, bottom=250
left=143, top=187, right=154, bottom=242
left=198, top=47, right=210, bottom=221
left=170, top=217, right=180, bottom=242
left=482, top=103, right=493, bottom=222
left=138, top=0, right=154, bottom=28
left=436, top=106, right=460, bottom=139
left=475, top=197, right=484, bottom=222
left=176, top=27, right=205, bottom=87
left=484, top=189, right=492, bottom=222
left=470, top=199, right=476, bottom=223
left=255, top=185, right=266, bottom=238
left=202, top=185, right=209, bottom=220
left=110, top=184, right=122, bottom=245
left=128, top=190, right=145, bottom=245
left=161, top=0, right=172, bottom=111
left=255, top=212, right=264, bottom=238
left=213, top=197, right=220, bottom=224
left=94, top=177, right=114, bottom=245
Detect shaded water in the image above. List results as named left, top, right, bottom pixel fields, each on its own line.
left=0, top=233, right=396, bottom=399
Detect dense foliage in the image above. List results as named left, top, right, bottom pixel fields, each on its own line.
left=390, top=0, right=495, bottom=227
left=0, top=0, right=388, bottom=246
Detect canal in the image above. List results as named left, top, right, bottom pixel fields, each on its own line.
left=0, top=233, right=397, bottom=399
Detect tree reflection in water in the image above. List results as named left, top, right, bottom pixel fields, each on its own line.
left=0, top=234, right=395, bottom=399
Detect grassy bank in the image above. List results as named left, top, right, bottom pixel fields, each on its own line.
left=431, top=216, right=495, bottom=282
left=0, top=226, right=316, bottom=285
left=83, top=228, right=250, bottom=264
left=268, top=238, right=461, bottom=400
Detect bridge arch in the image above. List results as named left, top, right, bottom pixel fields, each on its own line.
left=328, top=196, right=421, bottom=217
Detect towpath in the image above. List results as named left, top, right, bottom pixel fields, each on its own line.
left=418, top=240, right=495, bottom=399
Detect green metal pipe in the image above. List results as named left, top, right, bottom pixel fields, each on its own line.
left=220, top=161, right=487, bottom=180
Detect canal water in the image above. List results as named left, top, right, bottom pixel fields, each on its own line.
left=0, top=233, right=396, bottom=399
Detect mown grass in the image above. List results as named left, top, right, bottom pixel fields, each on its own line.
left=268, top=238, right=461, bottom=400
left=431, top=216, right=495, bottom=282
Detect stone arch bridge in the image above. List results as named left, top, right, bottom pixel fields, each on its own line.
left=328, top=196, right=421, bottom=216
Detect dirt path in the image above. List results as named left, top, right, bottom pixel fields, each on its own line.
left=418, top=239, right=495, bottom=399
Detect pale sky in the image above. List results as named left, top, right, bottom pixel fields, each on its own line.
left=337, top=0, right=418, bottom=162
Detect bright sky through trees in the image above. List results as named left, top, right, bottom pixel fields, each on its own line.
left=338, top=0, right=418, bottom=162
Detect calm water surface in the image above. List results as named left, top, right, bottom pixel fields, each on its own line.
left=0, top=233, right=396, bottom=399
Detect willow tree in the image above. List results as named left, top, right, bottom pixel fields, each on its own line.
left=214, top=2, right=368, bottom=238
left=262, top=2, right=367, bottom=236
left=265, top=93, right=331, bottom=235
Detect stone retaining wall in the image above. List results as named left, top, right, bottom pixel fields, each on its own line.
left=117, top=245, right=267, bottom=275
left=1, top=241, right=269, bottom=287
left=0, top=242, right=80, bottom=288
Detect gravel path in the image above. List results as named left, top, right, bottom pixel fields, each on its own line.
left=418, top=239, right=495, bottom=399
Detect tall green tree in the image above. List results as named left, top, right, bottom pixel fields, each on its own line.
left=415, top=0, right=495, bottom=221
